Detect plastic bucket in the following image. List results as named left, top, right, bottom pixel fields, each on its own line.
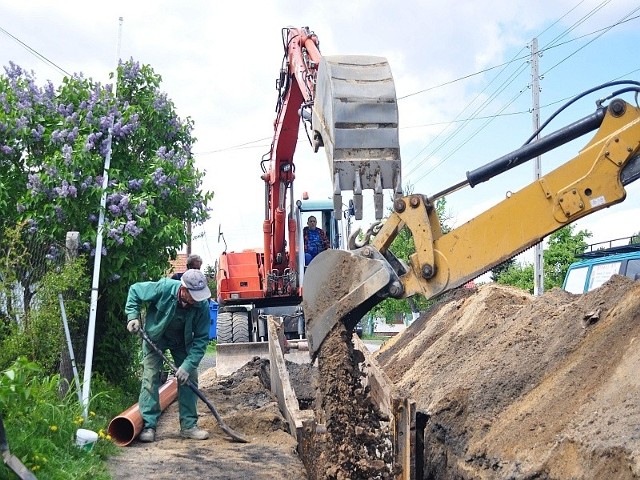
left=76, top=428, right=98, bottom=451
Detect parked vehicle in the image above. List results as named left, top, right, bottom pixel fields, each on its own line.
left=563, top=236, right=640, bottom=294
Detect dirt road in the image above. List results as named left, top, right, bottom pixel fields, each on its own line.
left=106, top=359, right=307, bottom=479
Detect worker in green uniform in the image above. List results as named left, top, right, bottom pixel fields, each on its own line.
left=125, top=269, right=212, bottom=442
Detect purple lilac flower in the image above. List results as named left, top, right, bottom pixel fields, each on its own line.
left=1, top=145, right=12, bottom=155
left=67, top=126, right=79, bottom=142
left=151, top=167, right=167, bottom=187
left=112, top=120, right=123, bottom=137
left=27, top=218, right=38, bottom=234
left=31, top=125, right=44, bottom=141
left=54, top=205, right=64, bottom=221
left=128, top=178, right=143, bottom=190
left=136, top=201, right=147, bottom=216
left=99, top=138, right=112, bottom=157
left=27, top=174, right=42, bottom=193
left=62, top=144, right=72, bottom=165
left=119, top=194, right=130, bottom=209
left=107, top=192, right=123, bottom=204
left=124, top=220, right=143, bottom=237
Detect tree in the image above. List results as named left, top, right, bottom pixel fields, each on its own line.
left=370, top=190, right=452, bottom=322
left=543, top=225, right=591, bottom=290
left=0, top=60, right=213, bottom=382
left=496, top=225, right=591, bottom=293
left=496, top=263, right=535, bottom=293
left=491, top=258, right=515, bottom=282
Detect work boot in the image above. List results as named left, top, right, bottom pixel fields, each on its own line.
left=139, top=428, right=156, bottom=443
left=180, top=426, right=209, bottom=440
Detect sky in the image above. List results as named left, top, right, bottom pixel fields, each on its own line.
left=2, top=0, right=639, bottom=271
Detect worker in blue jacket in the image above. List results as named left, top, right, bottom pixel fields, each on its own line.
left=125, top=269, right=211, bottom=443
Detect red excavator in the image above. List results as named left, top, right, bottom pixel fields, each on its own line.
left=215, top=26, right=402, bottom=370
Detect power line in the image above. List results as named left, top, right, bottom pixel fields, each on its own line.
left=0, top=24, right=72, bottom=77
left=196, top=12, right=640, bottom=159
left=542, top=7, right=640, bottom=77
left=402, top=3, right=640, bottom=186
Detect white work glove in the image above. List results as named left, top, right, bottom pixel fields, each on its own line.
left=127, top=319, right=141, bottom=334
left=175, top=367, right=190, bottom=385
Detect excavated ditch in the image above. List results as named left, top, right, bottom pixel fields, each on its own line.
left=302, top=323, right=398, bottom=480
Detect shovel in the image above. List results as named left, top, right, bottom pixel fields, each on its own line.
left=0, top=414, right=37, bottom=480
left=137, top=329, right=249, bottom=443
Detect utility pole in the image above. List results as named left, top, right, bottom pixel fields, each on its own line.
left=531, top=38, right=544, bottom=296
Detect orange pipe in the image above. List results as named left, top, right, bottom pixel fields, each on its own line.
left=108, top=377, right=178, bottom=446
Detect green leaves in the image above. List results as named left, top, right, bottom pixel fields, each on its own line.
left=1, top=58, right=213, bottom=384
left=0, top=357, right=42, bottom=410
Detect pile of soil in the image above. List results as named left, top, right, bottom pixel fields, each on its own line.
left=304, top=323, right=398, bottom=480
left=301, top=250, right=399, bottom=479
left=376, top=275, right=640, bottom=479
left=107, top=358, right=307, bottom=479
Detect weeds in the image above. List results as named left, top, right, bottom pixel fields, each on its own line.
left=0, top=357, right=137, bottom=479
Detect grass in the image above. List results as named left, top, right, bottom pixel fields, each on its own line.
left=0, top=357, right=138, bottom=480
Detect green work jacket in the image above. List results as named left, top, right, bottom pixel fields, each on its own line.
left=125, top=278, right=210, bottom=374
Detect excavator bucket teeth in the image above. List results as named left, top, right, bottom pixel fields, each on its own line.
left=302, top=249, right=391, bottom=359
left=311, top=55, right=402, bottom=221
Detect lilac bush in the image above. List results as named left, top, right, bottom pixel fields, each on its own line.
left=0, top=58, right=213, bottom=382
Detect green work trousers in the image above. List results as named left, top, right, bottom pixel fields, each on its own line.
left=138, top=335, right=198, bottom=431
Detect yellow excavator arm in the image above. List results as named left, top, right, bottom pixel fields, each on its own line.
left=303, top=97, right=640, bottom=358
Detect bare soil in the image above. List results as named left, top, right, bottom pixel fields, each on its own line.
left=108, top=275, right=640, bottom=479
left=106, top=358, right=307, bottom=479
left=376, top=275, right=640, bottom=479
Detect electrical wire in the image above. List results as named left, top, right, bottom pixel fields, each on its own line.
left=404, top=3, right=640, bottom=186
left=542, top=6, right=640, bottom=77
left=0, top=24, right=72, bottom=77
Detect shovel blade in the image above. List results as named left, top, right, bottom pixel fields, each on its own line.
left=3, top=452, right=37, bottom=480
left=302, top=249, right=391, bottom=358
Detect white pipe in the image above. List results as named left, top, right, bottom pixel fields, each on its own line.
left=81, top=16, right=124, bottom=418
left=59, top=294, right=82, bottom=404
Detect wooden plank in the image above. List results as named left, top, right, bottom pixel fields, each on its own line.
left=267, top=316, right=315, bottom=447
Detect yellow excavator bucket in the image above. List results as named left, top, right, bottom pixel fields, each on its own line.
left=302, top=249, right=394, bottom=358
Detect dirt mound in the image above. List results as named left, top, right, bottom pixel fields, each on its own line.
left=376, top=276, right=640, bottom=479
left=107, top=357, right=307, bottom=479
left=304, top=323, right=399, bottom=480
